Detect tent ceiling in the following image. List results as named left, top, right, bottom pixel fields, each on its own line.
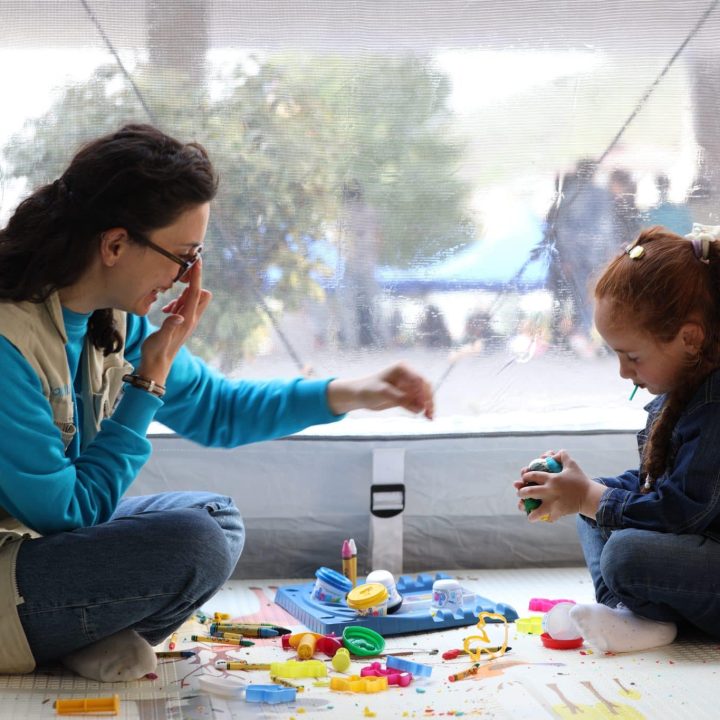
left=3, top=1, right=720, bottom=55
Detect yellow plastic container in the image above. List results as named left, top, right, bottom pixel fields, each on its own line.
left=55, top=694, right=120, bottom=716
left=346, top=583, right=389, bottom=617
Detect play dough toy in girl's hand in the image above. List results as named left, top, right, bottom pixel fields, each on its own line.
left=523, top=457, right=562, bottom=514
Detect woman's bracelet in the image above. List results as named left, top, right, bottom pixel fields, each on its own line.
left=122, top=373, right=166, bottom=398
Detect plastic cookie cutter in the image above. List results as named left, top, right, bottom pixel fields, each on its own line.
left=516, top=616, right=544, bottom=635
left=385, top=655, right=432, bottom=678
left=245, top=684, right=297, bottom=704
left=342, top=626, right=386, bottom=657
left=329, top=675, right=389, bottom=693
left=269, top=660, right=327, bottom=679
left=462, top=611, right=509, bottom=662
left=360, top=661, right=413, bottom=687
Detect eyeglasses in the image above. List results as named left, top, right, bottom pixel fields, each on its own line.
left=132, top=232, right=203, bottom=283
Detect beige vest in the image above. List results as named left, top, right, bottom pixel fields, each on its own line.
left=0, top=294, right=132, bottom=672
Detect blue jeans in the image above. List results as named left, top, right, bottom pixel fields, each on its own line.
left=577, top=516, right=720, bottom=638
left=15, top=492, right=244, bottom=665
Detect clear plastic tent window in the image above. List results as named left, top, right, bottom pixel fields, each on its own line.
left=1, top=0, right=715, bottom=435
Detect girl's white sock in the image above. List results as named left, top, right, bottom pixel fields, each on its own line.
left=569, top=603, right=677, bottom=653
left=61, top=629, right=157, bottom=682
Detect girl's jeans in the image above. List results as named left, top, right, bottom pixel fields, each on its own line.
left=15, top=492, right=244, bottom=665
left=577, top=515, right=720, bottom=638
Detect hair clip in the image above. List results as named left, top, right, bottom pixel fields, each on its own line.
left=625, top=235, right=645, bottom=259
left=685, top=223, right=719, bottom=264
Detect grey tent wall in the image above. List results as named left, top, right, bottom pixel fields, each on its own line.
left=133, top=432, right=638, bottom=578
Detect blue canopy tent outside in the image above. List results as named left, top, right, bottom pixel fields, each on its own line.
left=270, top=208, right=550, bottom=296
left=375, top=209, right=549, bottom=294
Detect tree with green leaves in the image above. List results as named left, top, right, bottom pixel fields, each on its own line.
left=3, top=52, right=472, bottom=366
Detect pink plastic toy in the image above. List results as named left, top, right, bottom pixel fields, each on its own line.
left=360, top=661, right=413, bottom=687
left=528, top=598, right=576, bottom=612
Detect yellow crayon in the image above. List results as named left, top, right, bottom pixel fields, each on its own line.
left=448, top=663, right=481, bottom=682
left=216, top=660, right=271, bottom=671
left=271, top=676, right=304, bottom=692
left=156, top=650, right=196, bottom=658
left=191, top=634, right=254, bottom=646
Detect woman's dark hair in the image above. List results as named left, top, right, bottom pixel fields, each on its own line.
left=595, top=225, right=720, bottom=490
left=0, top=124, right=219, bottom=354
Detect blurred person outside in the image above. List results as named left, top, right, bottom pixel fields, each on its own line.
left=609, top=168, right=643, bottom=249
left=334, top=180, right=383, bottom=349
left=545, top=159, right=614, bottom=357
left=646, top=174, right=693, bottom=236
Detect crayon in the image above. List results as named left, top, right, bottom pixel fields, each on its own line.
left=271, top=676, right=304, bottom=692
left=168, top=632, right=178, bottom=651
left=348, top=538, right=358, bottom=588
left=191, top=634, right=254, bottom=646
left=442, top=646, right=511, bottom=660
left=215, top=659, right=271, bottom=670
left=341, top=539, right=352, bottom=584
left=156, top=650, right=197, bottom=658
left=260, top=623, right=293, bottom=636
left=212, top=632, right=244, bottom=641
left=209, top=623, right=279, bottom=638
left=448, top=663, right=481, bottom=682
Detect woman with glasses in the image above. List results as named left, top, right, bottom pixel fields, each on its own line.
left=0, top=124, right=433, bottom=681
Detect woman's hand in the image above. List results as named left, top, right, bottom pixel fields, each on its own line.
left=327, top=362, right=434, bottom=419
left=514, top=450, right=603, bottom=522
left=136, top=260, right=212, bottom=386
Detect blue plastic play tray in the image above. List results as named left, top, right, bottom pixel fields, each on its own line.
left=274, top=572, right=518, bottom=636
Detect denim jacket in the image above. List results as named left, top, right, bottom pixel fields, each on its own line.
left=594, top=367, right=720, bottom=540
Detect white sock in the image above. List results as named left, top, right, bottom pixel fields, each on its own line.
left=569, top=603, right=677, bottom=653
left=62, top=629, right=157, bottom=682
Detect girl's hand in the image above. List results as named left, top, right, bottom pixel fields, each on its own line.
left=514, top=450, right=603, bottom=522
left=327, top=362, right=434, bottom=419
left=137, top=260, right=212, bottom=386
